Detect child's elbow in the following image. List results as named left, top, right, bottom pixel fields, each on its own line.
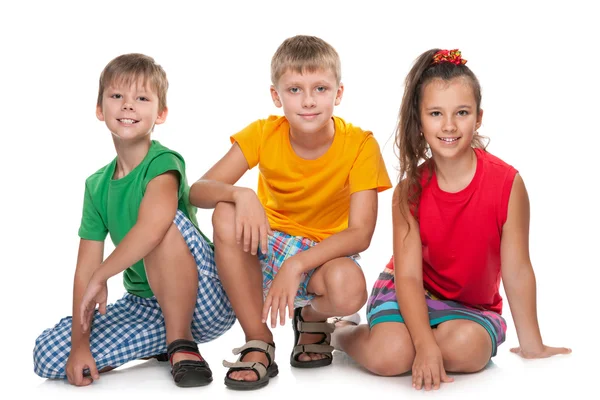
left=357, top=231, right=373, bottom=252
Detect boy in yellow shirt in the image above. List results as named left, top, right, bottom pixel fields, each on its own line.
left=190, top=35, right=392, bottom=390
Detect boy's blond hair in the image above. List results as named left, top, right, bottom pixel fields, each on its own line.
left=97, top=53, right=168, bottom=112
left=271, top=35, right=341, bottom=86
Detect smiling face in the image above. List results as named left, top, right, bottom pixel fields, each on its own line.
left=419, top=77, right=482, bottom=160
left=270, top=68, right=343, bottom=137
left=96, top=77, right=167, bottom=141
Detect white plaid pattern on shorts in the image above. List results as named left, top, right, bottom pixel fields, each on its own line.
left=33, top=210, right=235, bottom=379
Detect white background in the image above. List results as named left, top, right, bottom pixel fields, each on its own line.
left=1, top=0, right=597, bottom=398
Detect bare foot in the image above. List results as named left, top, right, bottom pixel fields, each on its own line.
left=227, top=350, right=270, bottom=382
left=330, top=314, right=361, bottom=351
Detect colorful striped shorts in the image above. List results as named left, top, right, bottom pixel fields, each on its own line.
left=259, top=231, right=361, bottom=309
left=33, top=210, right=236, bottom=379
left=366, top=266, right=507, bottom=357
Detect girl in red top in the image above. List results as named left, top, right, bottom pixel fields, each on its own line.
left=331, top=49, right=570, bottom=391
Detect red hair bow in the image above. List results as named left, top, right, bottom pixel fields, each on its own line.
left=433, top=49, right=467, bottom=65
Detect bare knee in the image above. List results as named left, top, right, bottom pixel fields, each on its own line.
left=366, top=336, right=413, bottom=377
left=436, top=321, right=491, bottom=373
left=322, top=261, right=367, bottom=314
left=212, top=202, right=236, bottom=244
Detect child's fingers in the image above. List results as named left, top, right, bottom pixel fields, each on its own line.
left=73, top=366, right=84, bottom=386
left=432, top=368, right=441, bottom=390
left=279, top=298, right=287, bottom=326
left=270, top=297, right=280, bottom=328
left=441, top=368, right=454, bottom=383
left=423, top=368, right=433, bottom=391
left=412, top=368, right=422, bottom=389
left=243, top=223, right=252, bottom=252
left=260, top=226, right=268, bottom=255
left=288, top=298, right=294, bottom=319
left=235, top=220, right=243, bottom=244
left=251, top=225, right=259, bottom=255
left=66, top=368, right=73, bottom=385
left=99, top=301, right=107, bottom=315
left=89, top=362, right=100, bottom=380
left=261, top=296, right=272, bottom=323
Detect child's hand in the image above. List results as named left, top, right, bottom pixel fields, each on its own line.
left=412, top=344, right=454, bottom=391
left=80, top=275, right=108, bottom=332
left=261, top=258, right=303, bottom=328
left=510, top=344, right=572, bottom=359
left=233, top=188, right=273, bottom=255
left=65, top=343, right=100, bottom=386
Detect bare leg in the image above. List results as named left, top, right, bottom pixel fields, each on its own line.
left=144, top=222, right=200, bottom=365
left=334, top=322, right=414, bottom=376
left=212, top=202, right=272, bottom=382
left=435, top=320, right=492, bottom=373
left=297, top=258, right=367, bottom=361
left=334, top=319, right=492, bottom=376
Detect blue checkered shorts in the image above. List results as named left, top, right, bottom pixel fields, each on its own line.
left=33, top=210, right=235, bottom=379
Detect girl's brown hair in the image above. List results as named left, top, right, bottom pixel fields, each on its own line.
left=395, top=49, right=487, bottom=226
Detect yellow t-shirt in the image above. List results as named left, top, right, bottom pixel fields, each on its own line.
left=231, top=115, right=392, bottom=242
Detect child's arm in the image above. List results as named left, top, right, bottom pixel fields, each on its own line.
left=79, top=171, right=180, bottom=331
left=500, top=174, right=571, bottom=358
left=391, top=184, right=453, bottom=390
left=189, top=143, right=272, bottom=254
left=260, top=187, right=378, bottom=326
left=280, top=188, right=378, bottom=272
left=68, top=238, right=104, bottom=385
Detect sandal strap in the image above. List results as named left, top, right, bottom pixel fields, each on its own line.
left=231, top=340, right=275, bottom=365
left=296, top=320, right=335, bottom=334
left=167, top=339, right=203, bottom=364
left=167, top=339, right=199, bottom=356
left=292, top=343, right=334, bottom=359
left=222, top=360, right=267, bottom=379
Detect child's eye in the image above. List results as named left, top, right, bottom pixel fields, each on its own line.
left=289, top=87, right=300, bottom=94
left=316, top=86, right=326, bottom=92
left=110, top=94, right=122, bottom=99
left=457, top=110, right=469, bottom=116
left=138, top=96, right=149, bottom=101
left=430, top=111, right=441, bottom=117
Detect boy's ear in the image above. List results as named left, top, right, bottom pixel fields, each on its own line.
left=270, top=85, right=282, bottom=108
left=96, top=105, right=105, bottom=121
left=475, top=108, right=483, bottom=130
left=334, top=83, right=344, bottom=106
left=155, top=107, right=168, bottom=125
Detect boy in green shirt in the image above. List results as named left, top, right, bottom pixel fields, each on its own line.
left=33, top=53, right=235, bottom=388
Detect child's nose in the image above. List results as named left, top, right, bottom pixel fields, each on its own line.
left=442, top=116, right=457, bottom=132
left=121, top=102, right=134, bottom=111
left=302, top=93, right=316, bottom=108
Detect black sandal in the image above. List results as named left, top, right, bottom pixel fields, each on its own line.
left=167, top=339, right=213, bottom=387
left=290, top=307, right=335, bottom=368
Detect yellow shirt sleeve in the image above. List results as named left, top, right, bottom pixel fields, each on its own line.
left=230, top=119, right=264, bottom=169
left=349, top=135, right=393, bottom=194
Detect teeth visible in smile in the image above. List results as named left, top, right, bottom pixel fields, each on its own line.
left=119, top=119, right=137, bottom=124
left=439, top=137, right=458, bottom=142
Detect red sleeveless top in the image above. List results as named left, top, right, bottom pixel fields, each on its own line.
left=409, top=148, right=517, bottom=313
